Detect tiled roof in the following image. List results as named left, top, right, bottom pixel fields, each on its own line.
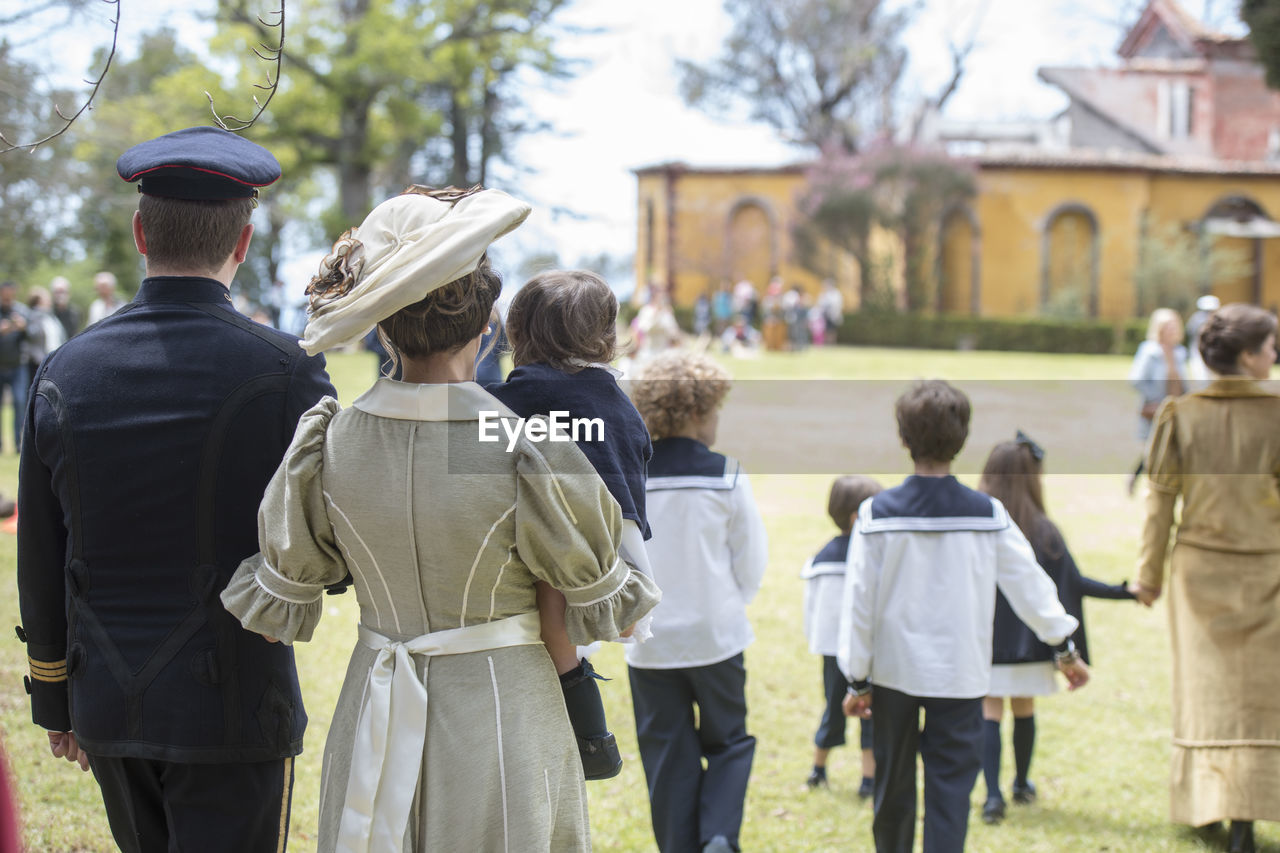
left=969, top=147, right=1280, bottom=176
left=632, top=161, right=810, bottom=176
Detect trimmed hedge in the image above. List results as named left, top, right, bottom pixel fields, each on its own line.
left=838, top=311, right=1149, bottom=356
left=621, top=305, right=1148, bottom=356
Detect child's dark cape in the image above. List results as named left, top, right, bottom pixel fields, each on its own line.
left=489, top=363, right=651, bottom=538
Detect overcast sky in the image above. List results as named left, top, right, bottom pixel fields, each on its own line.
left=12, top=0, right=1246, bottom=288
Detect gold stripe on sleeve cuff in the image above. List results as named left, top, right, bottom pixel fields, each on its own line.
left=28, top=657, right=67, bottom=682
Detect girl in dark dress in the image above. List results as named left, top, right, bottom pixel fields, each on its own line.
left=977, top=432, right=1134, bottom=824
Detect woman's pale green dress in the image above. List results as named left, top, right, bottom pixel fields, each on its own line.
left=222, top=380, right=660, bottom=852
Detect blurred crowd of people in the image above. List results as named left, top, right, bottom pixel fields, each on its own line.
left=630, top=275, right=846, bottom=363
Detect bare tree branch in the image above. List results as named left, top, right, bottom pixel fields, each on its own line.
left=907, top=0, right=991, bottom=142
left=0, top=0, right=119, bottom=154
left=207, top=2, right=285, bottom=132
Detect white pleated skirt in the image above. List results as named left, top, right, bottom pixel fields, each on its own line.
left=988, top=661, right=1058, bottom=697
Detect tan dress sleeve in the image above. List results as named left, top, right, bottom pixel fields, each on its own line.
left=514, top=432, right=662, bottom=646
left=1137, top=397, right=1181, bottom=591
left=221, top=397, right=348, bottom=644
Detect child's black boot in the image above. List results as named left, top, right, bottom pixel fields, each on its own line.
left=560, top=657, right=622, bottom=780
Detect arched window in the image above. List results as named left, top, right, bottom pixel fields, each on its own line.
left=1040, top=203, right=1099, bottom=317
left=724, top=197, right=777, bottom=289
left=937, top=205, right=981, bottom=315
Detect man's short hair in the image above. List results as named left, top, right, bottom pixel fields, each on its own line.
left=895, top=379, right=970, bottom=464
left=138, top=196, right=254, bottom=274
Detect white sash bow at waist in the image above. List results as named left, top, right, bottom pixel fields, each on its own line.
left=336, top=612, right=543, bottom=853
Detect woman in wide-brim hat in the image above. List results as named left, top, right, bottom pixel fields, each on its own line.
left=222, top=185, right=660, bottom=853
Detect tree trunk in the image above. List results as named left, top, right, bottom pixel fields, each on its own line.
left=337, top=101, right=373, bottom=223
left=449, top=91, right=470, bottom=187
left=478, top=85, right=498, bottom=186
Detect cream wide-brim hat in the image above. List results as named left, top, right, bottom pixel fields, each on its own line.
left=300, top=188, right=532, bottom=355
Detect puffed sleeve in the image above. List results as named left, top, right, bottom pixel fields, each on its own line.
left=1137, top=398, right=1180, bottom=591
left=221, top=397, right=348, bottom=644
left=514, top=431, right=661, bottom=646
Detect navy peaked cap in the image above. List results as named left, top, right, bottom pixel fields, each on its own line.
left=117, top=126, right=281, bottom=200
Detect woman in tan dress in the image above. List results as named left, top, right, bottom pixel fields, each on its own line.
left=1133, top=303, right=1280, bottom=853
left=221, top=186, right=660, bottom=852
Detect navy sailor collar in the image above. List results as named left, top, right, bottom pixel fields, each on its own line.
left=860, top=475, right=1008, bottom=534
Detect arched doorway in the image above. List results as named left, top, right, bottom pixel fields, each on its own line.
left=1040, top=203, right=1099, bottom=317
left=1201, top=196, right=1274, bottom=305
left=725, top=198, right=777, bottom=290
left=938, top=205, right=981, bottom=315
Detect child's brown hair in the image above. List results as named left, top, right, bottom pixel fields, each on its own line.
left=506, top=269, right=618, bottom=370
left=827, top=475, right=883, bottom=534
left=979, top=438, right=1062, bottom=559
left=895, top=379, right=970, bottom=464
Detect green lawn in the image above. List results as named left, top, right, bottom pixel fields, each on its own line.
left=0, top=345, right=1247, bottom=851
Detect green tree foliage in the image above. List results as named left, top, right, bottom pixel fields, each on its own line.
left=215, top=0, right=574, bottom=230
left=1242, top=0, right=1280, bottom=89
left=794, top=145, right=974, bottom=310
left=68, top=29, right=221, bottom=295
left=1134, top=219, right=1252, bottom=316
left=678, top=0, right=912, bottom=152
left=0, top=43, right=77, bottom=278
left=2, top=0, right=574, bottom=305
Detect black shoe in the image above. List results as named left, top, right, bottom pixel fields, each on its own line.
left=805, top=768, right=827, bottom=789
left=857, top=777, right=873, bottom=800
left=1011, top=780, right=1036, bottom=804
left=1229, top=821, right=1256, bottom=853
left=702, top=835, right=735, bottom=853
left=982, top=796, right=1006, bottom=824
left=579, top=732, right=623, bottom=781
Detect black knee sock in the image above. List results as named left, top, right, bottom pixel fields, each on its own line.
left=560, top=658, right=610, bottom=739
left=1013, top=715, right=1035, bottom=786
left=982, top=719, right=1002, bottom=800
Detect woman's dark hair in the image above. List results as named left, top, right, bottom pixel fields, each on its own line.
left=978, top=440, right=1062, bottom=559
left=377, top=256, right=502, bottom=360
left=827, top=475, right=882, bottom=534
left=1198, top=303, right=1277, bottom=374
left=506, top=270, right=617, bottom=370
left=895, top=379, right=970, bottom=464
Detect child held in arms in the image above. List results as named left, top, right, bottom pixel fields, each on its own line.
left=488, top=269, right=656, bottom=781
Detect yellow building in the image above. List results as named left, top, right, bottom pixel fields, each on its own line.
left=634, top=154, right=1280, bottom=320
left=634, top=0, right=1280, bottom=320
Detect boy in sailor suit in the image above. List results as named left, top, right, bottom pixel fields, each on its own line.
left=803, top=475, right=881, bottom=797
left=626, top=351, right=768, bottom=853
left=838, top=380, right=1088, bottom=853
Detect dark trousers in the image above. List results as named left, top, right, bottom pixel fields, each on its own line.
left=629, top=654, right=756, bottom=853
left=816, top=655, right=872, bottom=750
left=88, top=754, right=294, bottom=853
left=0, top=363, right=27, bottom=453
left=871, top=686, right=982, bottom=853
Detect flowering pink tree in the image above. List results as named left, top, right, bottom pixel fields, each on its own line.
left=794, top=143, right=975, bottom=311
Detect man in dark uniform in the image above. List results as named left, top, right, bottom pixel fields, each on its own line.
left=16, top=126, right=335, bottom=852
